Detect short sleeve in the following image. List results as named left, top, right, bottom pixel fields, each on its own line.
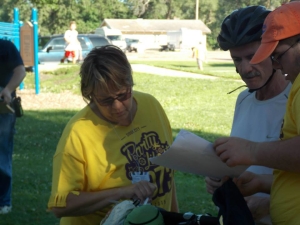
left=48, top=132, right=85, bottom=208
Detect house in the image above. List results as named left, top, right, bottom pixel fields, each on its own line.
left=100, top=19, right=211, bottom=50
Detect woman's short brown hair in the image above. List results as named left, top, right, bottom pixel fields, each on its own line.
left=80, top=45, right=134, bottom=103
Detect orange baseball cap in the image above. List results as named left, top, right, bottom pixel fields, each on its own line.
left=250, top=2, right=300, bottom=64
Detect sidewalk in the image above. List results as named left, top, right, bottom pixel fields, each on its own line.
left=38, top=63, right=217, bottom=80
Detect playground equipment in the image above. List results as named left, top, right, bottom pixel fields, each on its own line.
left=0, top=8, right=40, bottom=94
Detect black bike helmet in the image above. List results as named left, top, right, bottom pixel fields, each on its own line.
left=217, top=5, right=271, bottom=51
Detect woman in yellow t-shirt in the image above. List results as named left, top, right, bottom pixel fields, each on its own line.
left=48, top=45, right=178, bottom=225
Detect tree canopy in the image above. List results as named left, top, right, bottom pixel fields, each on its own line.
left=0, top=0, right=290, bottom=49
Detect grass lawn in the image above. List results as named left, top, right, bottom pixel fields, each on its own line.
left=1, top=63, right=243, bottom=224
left=129, top=60, right=239, bottom=79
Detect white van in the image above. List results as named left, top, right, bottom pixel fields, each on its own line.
left=95, top=27, right=127, bottom=52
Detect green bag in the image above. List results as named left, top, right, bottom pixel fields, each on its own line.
left=124, top=205, right=165, bottom=225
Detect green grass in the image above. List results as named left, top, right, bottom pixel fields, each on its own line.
left=129, top=60, right=239, bottom=79
left=1, top=63, right=244, bottom=224
left=3, top=110, right=75, bottom=225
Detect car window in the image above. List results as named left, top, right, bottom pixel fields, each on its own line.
left=39, top=36, right=51, bottom=49
left=78, top=37, right=88, bottom=50
left=89, top=37, right=110, bottom=47
left=49, top=38, right=65, bottom=50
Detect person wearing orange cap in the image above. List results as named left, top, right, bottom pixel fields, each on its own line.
left=213, top=2, right=300, bottom=224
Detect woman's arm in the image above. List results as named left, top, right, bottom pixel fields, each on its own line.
left=51, top=180, right=156, bottom=218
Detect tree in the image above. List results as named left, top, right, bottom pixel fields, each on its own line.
left=0, top=0, right=292, bottom=48
left=0, top=0, right=131, bottom=35
left=0, top=0, right=31, bottom=23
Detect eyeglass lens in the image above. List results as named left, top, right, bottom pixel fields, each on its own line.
left=97, top=89, right=132, bottom=106
left=271, top=39, right=300, bottom=64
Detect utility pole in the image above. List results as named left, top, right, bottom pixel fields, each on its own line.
left=195, top=0, right=199, bottom=20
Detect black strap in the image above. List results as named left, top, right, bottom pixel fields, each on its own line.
left=248, top=69, right=276, bottom=93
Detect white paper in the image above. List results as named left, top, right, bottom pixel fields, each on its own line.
left=150, top=129, right=248, bottom=179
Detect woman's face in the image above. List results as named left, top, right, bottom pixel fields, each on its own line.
left=92, top=87, right=134, bottom=126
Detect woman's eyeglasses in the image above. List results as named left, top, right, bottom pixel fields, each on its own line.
left=271, top=39, right=300, bottom=65
left=94, top=88, right=132, bottom=106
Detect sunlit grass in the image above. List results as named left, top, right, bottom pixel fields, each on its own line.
left=129, top=60, right=238, bottom=79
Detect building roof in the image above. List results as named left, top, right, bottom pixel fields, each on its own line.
left=100, top=19, right=211, bottom=35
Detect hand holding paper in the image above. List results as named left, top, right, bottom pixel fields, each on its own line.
left=150, top=129, right=248, bottom=179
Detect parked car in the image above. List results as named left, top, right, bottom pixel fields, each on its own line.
left=125, top=38, right=142, bottom=52
left=38, top=34, right=111, bottom=63
left=38, top=35, right=51, bottom=50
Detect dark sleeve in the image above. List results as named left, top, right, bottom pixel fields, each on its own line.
left=7, top=41, right=24, bottom=70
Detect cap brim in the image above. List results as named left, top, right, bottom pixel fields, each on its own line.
left=250, top=41, right=279, bottom=64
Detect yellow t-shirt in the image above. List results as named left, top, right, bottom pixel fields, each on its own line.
left=271, top=74, right=300, bottom=225
left=48, top=91, right=175, bottom=225
left=193, top=47, right=199, bottom=58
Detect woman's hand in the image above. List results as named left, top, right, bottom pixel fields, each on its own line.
left=122, top=180, right=157, bottom=203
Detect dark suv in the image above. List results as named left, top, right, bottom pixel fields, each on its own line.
left=38, top=34, right=111, bottom=63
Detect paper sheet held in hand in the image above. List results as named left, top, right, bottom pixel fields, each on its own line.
left=150, top=129, right=248, bottom=179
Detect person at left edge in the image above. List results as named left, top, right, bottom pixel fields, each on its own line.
left=47, top=45, right=179, bottom=225
left=0, top=39, right=26, bottom=214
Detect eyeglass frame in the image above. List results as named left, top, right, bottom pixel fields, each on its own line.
left=93, top=87, right=132, bottom=106
left=271, top=38, right=300, bottom=65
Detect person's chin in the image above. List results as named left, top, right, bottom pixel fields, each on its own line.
left=245, top=83, right=259, bottom=90
left=115, top=111, right=127, bottom=117
left=114, top=111, right=130, bottom=122
left=245, top=79, right=263, bottom=89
